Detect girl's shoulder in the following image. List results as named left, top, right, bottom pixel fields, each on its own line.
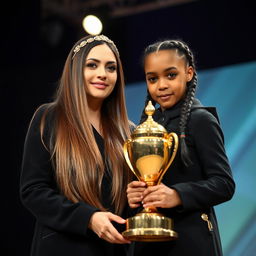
left=191, top=106, right=220, bottom=124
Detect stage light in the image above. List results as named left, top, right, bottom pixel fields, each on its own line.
left=82, top=15, right=103, bottom=35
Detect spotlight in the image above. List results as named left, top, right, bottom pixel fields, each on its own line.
left=82, top=15, right=103, bottom=35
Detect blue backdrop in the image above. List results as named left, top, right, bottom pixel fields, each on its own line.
left=125, top=61, right=256, bottom=256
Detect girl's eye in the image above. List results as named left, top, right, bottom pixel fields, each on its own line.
left=86, top=62, right=97, bottom=69
left=147, top=77, right=157, bottom=83
left=167, top=73, right=177, bottom=79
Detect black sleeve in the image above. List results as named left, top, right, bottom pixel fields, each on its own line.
left=172, top=109, right=235, bottom=211
left=20, top=105, right=99, bottom=236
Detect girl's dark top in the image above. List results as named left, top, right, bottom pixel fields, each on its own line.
left=132, top=98, right=235, bottom=256
left=20, top=105, right=128, bottom=256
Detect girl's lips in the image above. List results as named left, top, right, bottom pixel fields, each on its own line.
left=158, top=94, right=173, bottom=100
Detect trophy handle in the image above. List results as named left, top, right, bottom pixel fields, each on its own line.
left=157, top=132, right=179, bottom=185
left=123, top=139, right=141, bottom=181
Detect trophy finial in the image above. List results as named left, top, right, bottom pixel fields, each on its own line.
left=133, top=100, right=166, bottom=136
left=145, top=101, right=155, bottom=116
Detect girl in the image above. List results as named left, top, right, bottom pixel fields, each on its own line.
left=126, top=39, right=235, bottom=256
left=20, top=34, right=133, bottom=256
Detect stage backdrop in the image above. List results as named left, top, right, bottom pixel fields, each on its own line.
left=125, top=61, right=256, bottom=256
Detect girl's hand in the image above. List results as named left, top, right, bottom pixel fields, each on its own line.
left=127, top=181, right=147, bottom=208
left=142, top=183, right=182, bottom=209
left=88, top=212, right=131, bottom=244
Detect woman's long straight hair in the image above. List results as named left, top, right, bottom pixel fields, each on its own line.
left=39, top=35, right=133, bottom=215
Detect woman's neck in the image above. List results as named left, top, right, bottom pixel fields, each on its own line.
left=87, top=100, right=103, bottom=136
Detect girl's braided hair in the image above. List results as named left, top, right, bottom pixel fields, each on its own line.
left=142, top=39, right=198, bottom=166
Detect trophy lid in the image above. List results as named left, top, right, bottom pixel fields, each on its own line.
left=133, top=101, right=167, bottom=136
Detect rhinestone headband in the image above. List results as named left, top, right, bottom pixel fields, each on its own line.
left=72, top=35, right=118, bottom=59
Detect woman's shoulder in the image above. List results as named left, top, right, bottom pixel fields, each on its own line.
left=32, top=103, right=55, bottom=120
left=28, top=103, right=56, bottom=131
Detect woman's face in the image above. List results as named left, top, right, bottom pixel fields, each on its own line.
left=144, top=49, right=194, bottom=111
left=84, top=44, right=117, bottom=103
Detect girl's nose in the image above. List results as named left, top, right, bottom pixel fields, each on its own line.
left=158, top=78, right=168, bottom=90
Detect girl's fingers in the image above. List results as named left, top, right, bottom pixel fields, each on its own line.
left=128, top=181, right=146, bottom=189
left=127, top=182, right=146, bottom=208
left=142, top=184, right=159, bottom=197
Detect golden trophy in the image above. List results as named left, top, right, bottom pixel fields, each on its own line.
left=122, top=101, right=179, bottom=241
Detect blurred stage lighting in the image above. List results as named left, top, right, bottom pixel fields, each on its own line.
left=82, top=15, right=103, bottom=35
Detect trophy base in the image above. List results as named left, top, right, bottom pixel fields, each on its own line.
left=122, top=212, right=178, bottom=242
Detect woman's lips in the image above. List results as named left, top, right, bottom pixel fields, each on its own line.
left=91, top=82, right=108, bottom=89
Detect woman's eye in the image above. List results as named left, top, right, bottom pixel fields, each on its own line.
left=107, top=65, right=117, bottom=72
left=86, top=63, right=97, bottom=68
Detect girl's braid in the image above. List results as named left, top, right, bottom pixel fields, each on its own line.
left=171, top=40, right=198, bottom=166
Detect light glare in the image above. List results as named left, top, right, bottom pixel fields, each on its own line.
left=82, top=15, right=103, bottom=35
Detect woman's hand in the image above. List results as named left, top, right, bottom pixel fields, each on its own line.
left=142, top=183, right=182, bottom=209
left=88, top=212, right=131, bottom=244
left=127, top=181, right=147, bottom=208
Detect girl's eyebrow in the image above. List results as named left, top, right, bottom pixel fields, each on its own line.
left=146, top=67, right=177, bottom=75
left=86, top=58, right=117, bottom=65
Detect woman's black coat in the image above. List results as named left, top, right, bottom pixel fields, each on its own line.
left=131, top=98, right=235, bottom=256
left=20, top=105, right=128, bottom=256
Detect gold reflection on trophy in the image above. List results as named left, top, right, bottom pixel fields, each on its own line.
left=122, top=101, right=179, bottom=241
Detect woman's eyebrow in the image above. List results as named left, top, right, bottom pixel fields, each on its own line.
left=86, top=58, right=117, bottom=65
left=86, top=58, right=100, bottom=62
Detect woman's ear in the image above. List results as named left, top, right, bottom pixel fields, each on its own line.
left=186, top=66, right=194, bottom=82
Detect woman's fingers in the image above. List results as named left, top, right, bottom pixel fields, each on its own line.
left=90, top=212, right=131, bottom=244
left=103, top=213, right=130, bottom=244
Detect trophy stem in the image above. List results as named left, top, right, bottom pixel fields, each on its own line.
left=142, top=207, right=158, bottom=213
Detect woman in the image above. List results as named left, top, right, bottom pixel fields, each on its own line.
left=20, top=34, right=133, bottom=256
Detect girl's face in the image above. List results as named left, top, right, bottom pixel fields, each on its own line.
left=84, top=44, right=117, bottom=103
left=144, top=49, right=194, bottom=111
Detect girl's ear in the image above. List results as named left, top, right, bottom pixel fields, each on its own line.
left=186, top=66, right=194, bottom=82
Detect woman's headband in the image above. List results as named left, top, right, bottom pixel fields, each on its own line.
left=72, top=34, right=118, bottom=59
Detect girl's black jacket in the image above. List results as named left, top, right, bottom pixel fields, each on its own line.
left=132, top=98, right=235, bottom=256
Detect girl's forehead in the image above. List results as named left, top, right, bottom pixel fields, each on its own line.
left=145, top=49, right=185, bottom=65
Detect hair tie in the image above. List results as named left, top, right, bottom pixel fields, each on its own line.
left=180, top=133, right=186, bottom=138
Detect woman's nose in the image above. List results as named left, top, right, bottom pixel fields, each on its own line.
left=97, top=66, right=107, bottom=79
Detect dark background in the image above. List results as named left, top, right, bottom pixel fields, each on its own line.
left=2, top=0, right=255, bottom=255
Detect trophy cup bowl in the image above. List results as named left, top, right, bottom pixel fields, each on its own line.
left=122, top=101, right=179, bottom=242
